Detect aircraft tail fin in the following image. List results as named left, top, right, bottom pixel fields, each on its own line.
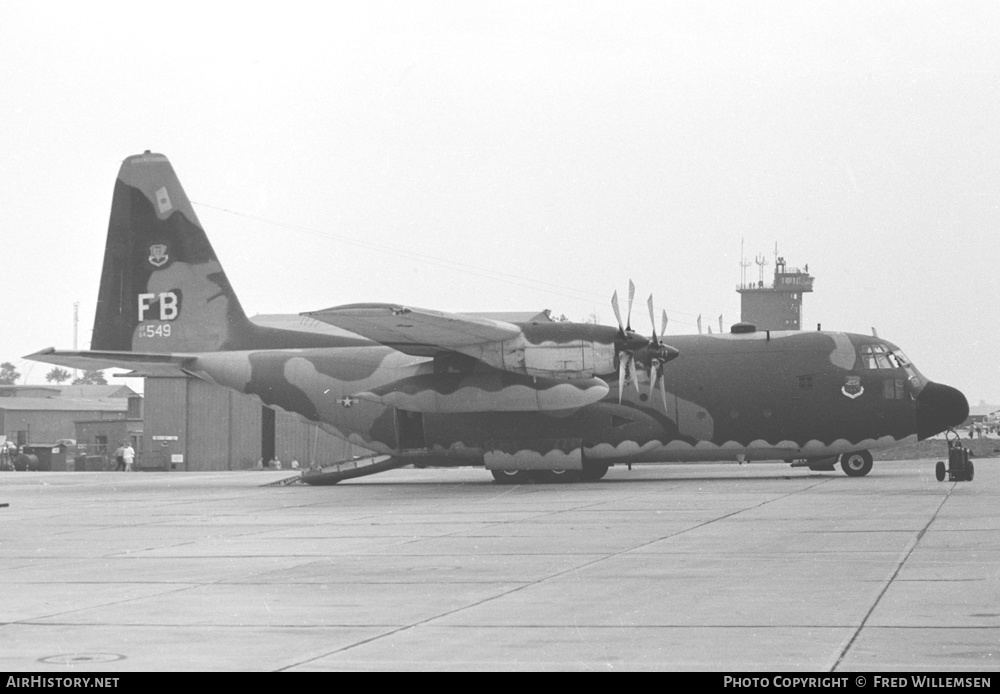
left=92, top=152, right=253, bottom=352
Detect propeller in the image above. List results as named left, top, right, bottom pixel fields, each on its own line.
left=611, top=281, right=647, bottom=403
left=646, top=294, right=680, bottom=410
left=610, top=283, right=680, bottom=405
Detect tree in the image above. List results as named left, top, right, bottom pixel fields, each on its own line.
left=72, top=370, right=108, bottom=385
left=0, top=362, right=20, bottom=385
left=46, top=367, right=72, bottom=384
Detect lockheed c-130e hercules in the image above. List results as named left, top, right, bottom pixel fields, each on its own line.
left=27, top=152, right=970, bottom=485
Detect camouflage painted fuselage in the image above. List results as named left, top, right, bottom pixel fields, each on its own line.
left=185, top=328, right=931, bottom=465
left=28, top=152, right=969, bottom=472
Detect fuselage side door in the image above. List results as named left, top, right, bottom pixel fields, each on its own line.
left=394, top=408, right=427, bottom=451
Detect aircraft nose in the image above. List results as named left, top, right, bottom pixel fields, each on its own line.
left=916, top=381, right=969, bottom=440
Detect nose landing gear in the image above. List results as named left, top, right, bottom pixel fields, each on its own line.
left=935, top=429, right=974, bottom=482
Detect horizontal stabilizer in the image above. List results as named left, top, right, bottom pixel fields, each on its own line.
left=25, top=348, right=197, bottom=377
left=303, top=303, right=521, bottom=356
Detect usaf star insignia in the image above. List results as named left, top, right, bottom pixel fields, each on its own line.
left=338, top=395, right=359, bottom=408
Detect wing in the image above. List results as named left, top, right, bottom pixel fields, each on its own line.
left=302, top=303, right=522, bottom=356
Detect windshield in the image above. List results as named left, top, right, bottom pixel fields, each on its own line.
left=859, top=343, right=903, bottom=370
left=858, top=341, right=927, bottom=396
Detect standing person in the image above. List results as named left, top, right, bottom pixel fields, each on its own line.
left=122, top=442, right=135, bottom=472
left=114, top=443, right=126, bottom=471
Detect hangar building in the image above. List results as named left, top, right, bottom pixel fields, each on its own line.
left=3, top=379, right=366, bottom=472
left=137, top=376, right=370, bottom=471
left=0, top=384, right=139, bottom=447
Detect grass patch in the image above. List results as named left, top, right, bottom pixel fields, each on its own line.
left=873, top=437, right=1000, bottom=461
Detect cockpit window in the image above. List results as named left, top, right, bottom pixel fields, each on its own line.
left=860, top=343, right=905, bottom=370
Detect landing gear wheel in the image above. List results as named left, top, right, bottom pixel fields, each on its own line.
left=935, top=461, right=946, bottom=482
left=491, top=469, right=531, bottom=485
left=841, top=450, right=873, bottom=477
left=579, top=462, right=610, bottom=482
left=966, top=460, right=974, bottom=482
left=530, top=469, right=581, bottom=484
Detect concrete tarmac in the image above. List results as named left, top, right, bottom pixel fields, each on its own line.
left=0, top=459, right=997, bottom=672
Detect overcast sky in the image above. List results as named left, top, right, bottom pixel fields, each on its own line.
left=1, top=1, right=998, bottom=404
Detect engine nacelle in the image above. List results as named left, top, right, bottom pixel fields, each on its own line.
left=456, top=323, right=621, bottom=380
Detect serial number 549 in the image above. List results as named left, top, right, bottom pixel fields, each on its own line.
left=140, top=323, right=172, bottom=338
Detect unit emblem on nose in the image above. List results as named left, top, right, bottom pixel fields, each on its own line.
left=842, top=375, right=864, bottom=399
left=148, top=244, right=169, bottom=267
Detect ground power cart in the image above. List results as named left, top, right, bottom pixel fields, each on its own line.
left=936, top=429, right=974, bottom=482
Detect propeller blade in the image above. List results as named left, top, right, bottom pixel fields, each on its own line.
left=647, top=357, right=670, bottom=411
left=626, top=280, right=635, bottom=331
left=618, top=356, right=626, bottom=404
left=660, top=370, right=669, bottom=411
left=611, top=291, right=624, bottom=333
left=719, top=315, right=724, bottom=333
left=661, top=310, right=668, bottom=338
left=697, top=314, right=702, bottom=334
left=632, top=354, right=641, bottom=397
left=647, top=295, right=657, bottom=344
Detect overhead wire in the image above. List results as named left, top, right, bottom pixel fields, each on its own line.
left=192, top=201, right=709, bottom=328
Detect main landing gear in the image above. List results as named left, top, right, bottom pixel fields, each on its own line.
left=490, top=468, right=577, bottom=484
left=935, top=429, right=974, bottom=482
left=490, top=461, right=610, bottom=485
left=840, top=450, right=873, bottom=477
left=490, top=469, right=532, bottom=484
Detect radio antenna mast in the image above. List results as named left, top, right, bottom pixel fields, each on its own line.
left=739, top=239, right=752, bottom=288
left=755, top=254, right=769, bottom=286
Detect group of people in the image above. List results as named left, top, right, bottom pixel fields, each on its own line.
left=0, top=442, right=15, bottom=471
left=114, top=441, right=135, bottom=471
left=968, top=423, right=999, bottom=439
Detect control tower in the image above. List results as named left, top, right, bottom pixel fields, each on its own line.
left=736, top=254, right=814, bottom=330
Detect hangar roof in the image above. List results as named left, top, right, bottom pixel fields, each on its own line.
left=55, top=385, right=137, bottom=399
left=0, top=384, right=137, bottom=399
left=0, top=398, right=128, bottom=412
